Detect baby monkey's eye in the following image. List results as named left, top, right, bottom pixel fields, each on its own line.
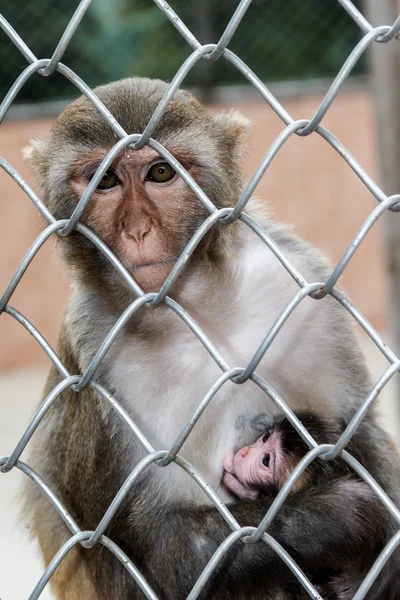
left=262, top=454, right=271, bottom=467
left=262, top=432, right=270, bottom=443
left=95, top=170, right=120, bottom=190
left=146, top=162, right=176, bottom=183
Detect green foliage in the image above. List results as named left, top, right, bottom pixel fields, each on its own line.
left=120, top=0, right=365, bottom=85
left=1, top=2, right=106, bottom=102
left=0, top=0, right=365, bottom=104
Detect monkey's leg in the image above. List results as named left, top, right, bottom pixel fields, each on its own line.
left=137, top=478, right=388, bottom=600
left=39, top=477, right=384, bottom=600
left=24, top=445, right=395, bottom=600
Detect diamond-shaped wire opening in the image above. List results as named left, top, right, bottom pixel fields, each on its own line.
left=1, top=1, right=400, bottom=599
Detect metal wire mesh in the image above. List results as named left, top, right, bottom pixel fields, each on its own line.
left=1, top=1, right=400, bottom=598
left=0, top=0, right=365, bottom=104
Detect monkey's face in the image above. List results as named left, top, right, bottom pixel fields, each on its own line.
left=223, top=428, right=294, bottom=500
left=24, top=78, right=251, bottom=300
left=223, top=412, right=353, bottom=501
left=70, top=145, right=206, bottom=291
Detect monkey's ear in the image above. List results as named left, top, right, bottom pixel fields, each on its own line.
left=22, top=138, right=49, bottom=177
left=213, top=110, right=251, bottom=151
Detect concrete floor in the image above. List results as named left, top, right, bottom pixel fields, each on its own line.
left=0, top=370, right=52, bottom=600
left=0, top=335, right=399, bottom=600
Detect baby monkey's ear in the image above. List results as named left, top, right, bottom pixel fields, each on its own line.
left=213, top=109, right=251, bottom=159
left=22, top=138, right=49, bottom=179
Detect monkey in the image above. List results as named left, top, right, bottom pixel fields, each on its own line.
left=223, top=411, right=393, bottom=599
left=222, top=411, right=358, bottom=502
left=20, top=77, right=400, bottom=599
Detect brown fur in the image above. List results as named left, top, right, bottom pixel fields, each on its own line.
left=21, top=78, right=400, bottom=600
left=24, top=330, right=137, bottom=599
left=24, top=77, right=247, bottom=308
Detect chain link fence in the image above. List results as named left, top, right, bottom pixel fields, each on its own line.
left=1, top=0, right=400, bottom=598
left=1, top=0, right=365, bottom=105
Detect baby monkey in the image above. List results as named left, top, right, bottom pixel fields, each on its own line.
left=223, top=412, right=350, bottom=501
left=223, top=412, right=393, bottom=599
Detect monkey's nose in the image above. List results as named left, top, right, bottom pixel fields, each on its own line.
left=262, top=454, right=271, bottom=467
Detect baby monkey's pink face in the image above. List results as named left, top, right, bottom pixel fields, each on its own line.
left=223, top=428, right=291, bottom=501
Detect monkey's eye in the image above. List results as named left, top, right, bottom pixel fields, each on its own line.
left=262, top=454, right=271, bottom=468
left=262, top=432, right=270, bottom=443
left=95, top=170, right=120, bottom=190
left=146, top=162, right=176, bottom=183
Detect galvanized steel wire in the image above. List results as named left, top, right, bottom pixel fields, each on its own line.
left=1, top=1, right=400, bottom=598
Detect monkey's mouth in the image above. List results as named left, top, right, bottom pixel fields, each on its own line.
left=130, top=258, right=177, bottom=271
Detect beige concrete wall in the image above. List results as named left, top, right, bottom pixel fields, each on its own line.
left=0, top=89, right=388, bottom=371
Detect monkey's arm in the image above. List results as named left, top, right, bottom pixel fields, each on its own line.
left=141, top=477, right=389, bottom=600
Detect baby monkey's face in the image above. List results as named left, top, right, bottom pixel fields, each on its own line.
left=223, top=413, right=347, bottom=501
left=223, top=427, right=296, bottom=501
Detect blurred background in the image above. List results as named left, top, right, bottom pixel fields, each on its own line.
left=1, top=0, right=400, bottom=598
left=0, top=0, right=367, bottom=103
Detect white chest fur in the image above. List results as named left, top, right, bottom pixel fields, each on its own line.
left=101, top=231, right=344, bottom=504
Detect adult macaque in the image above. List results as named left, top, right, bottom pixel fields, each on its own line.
left=224, top=411, right=394, bottom=598
left=23, top=78, right=400, bottom=599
